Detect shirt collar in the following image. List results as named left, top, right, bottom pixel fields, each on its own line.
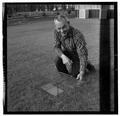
left=61, top=26, right=73, bottom=40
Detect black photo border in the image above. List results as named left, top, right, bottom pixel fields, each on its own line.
left=3, top=2, right=118, bottom=114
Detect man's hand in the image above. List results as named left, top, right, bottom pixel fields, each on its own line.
left=76, top=71, right=84, bottom=81
left=61, top=54, right=72, bottom=65
left=76, top=71, right=85, bottom=86
left=61, top=54, right=72, bottom=73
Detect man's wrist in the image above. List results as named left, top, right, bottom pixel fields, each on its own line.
left=61, top=54, right=65, bottom=59
left=80, top=71, right=84, bottom=76
left=61, top=54, right=68, bottom=64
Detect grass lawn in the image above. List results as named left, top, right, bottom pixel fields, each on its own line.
left=6, top=18, right=114, bottom=112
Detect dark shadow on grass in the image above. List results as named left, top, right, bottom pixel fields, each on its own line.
left=100, top=19, right=111, bottom=113
left=99, top=4, right=117, bottom=113
left=100, top=4, right=118, bottom=114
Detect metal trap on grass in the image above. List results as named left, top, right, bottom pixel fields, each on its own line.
left=41, top=83, right=63, bottom=96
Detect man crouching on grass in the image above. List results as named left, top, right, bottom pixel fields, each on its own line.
left=54, top=14, right=95, bottom=81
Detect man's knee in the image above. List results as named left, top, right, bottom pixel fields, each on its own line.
left=54, top=56, right=63, bottom=70
left=54, top=56, right=62, bottom=66
left=54, top=56, right=68, bottom=74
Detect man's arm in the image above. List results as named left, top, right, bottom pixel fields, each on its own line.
left=54, top=30, right=72, bottom=66
left=54, top=30, right=63, bottom=57
left=74, top=30, right=88, bottom=77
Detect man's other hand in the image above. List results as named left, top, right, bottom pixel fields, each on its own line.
left=76, top=71, right=84, bottom=80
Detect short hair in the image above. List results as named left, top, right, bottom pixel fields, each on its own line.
left=54, top=14, right=69, bottom=24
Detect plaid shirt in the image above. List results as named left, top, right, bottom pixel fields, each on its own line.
left=54, top=26, right=88, bottom=73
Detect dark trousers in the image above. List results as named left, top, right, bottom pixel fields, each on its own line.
left=54, top=51, right=95, bottom=78
left=54, top=51, right=80, bottom=77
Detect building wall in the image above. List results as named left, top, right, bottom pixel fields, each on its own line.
left=75, top=5, right=101, bottom=10
left=74, top=5, right=114, bottom=19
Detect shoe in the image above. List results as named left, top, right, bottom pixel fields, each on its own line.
left=87, top=62, right=96, bottom=73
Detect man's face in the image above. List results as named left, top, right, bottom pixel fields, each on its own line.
left=55, top=20, right=70, bottom=37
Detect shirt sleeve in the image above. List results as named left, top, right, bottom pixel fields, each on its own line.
left=74, top=29, right=88, bottom=73
left=54, top=30, right=63, bottom=57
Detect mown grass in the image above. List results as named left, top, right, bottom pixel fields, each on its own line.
left=7, top=19, right=114, bottom=112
